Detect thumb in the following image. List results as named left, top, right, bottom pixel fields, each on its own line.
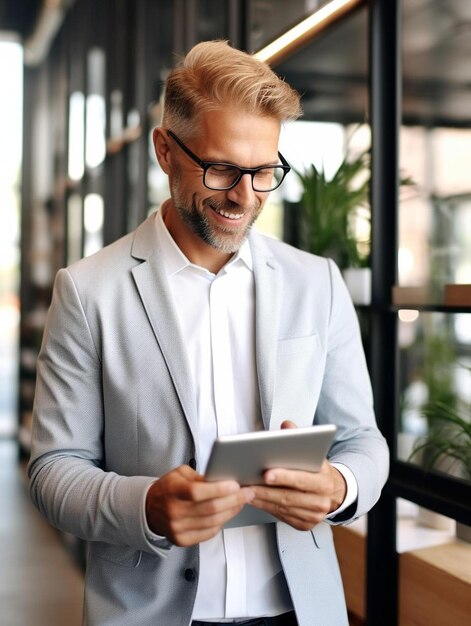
left=280, top=420, right=298, bottom=429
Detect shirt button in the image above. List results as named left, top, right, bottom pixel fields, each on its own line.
left=184, top=568, right=196, bottom=582
left=188, top=458, right=197, bottom=470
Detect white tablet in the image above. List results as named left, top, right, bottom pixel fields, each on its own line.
left=205, top=424, right=336, bottom=528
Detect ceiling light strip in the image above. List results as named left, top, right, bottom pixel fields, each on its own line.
left=24, top=0, right=76, bottom=66
left=253, top=0, right=363, bottom=66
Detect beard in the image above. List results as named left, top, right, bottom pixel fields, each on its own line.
left=170, top=172, right=262, bottom=254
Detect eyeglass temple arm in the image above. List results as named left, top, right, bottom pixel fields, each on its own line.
left=167, top=130, right=206, bottom=168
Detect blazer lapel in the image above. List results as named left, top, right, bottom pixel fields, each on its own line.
left=130, top=215, right=199, bottom=449
left=129, top=217, right=282, bottom=441
left=250, top=234, right=282, bottom=430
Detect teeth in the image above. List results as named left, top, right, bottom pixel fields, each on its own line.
left=215, top=208, right=244, bottom=220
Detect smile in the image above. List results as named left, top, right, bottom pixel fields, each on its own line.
left=211, top=206, right=245, bottom=220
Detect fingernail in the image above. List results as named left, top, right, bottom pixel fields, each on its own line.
left=265, top=471, right=275, bottom=483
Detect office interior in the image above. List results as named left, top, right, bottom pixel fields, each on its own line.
left=0, top=0, right=470, bottom=624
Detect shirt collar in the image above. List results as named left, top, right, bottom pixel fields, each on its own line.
left=154, top=204, right=253, bottom=278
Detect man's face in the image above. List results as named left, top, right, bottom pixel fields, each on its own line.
left=164, top=108, right=281, bottom=261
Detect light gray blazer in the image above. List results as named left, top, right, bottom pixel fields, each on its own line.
left=29, top=213, right=389, bottom=626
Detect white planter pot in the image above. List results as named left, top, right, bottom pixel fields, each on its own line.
left=417, top=507, right=455, bottom=531
left=342, top=267, right=371, bottom=305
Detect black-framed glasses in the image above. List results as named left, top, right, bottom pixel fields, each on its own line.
left=167, top=129, right=291, bottom=192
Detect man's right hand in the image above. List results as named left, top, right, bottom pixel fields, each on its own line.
left=145, top=465, right=254, bottom=546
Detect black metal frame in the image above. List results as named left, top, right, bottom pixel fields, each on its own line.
left=367, top=0, right=400, bottom=622
left=367, top=0, right=471, bottom=623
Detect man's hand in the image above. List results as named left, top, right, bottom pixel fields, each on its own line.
left=145, top=465, right=254, bottom=546
left=250, top=421, right=347, bottom=531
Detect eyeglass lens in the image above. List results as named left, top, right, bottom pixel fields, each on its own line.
left=204, top=164, right=285, bottom=192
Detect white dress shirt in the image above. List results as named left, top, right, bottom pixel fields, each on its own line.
left=151, top=207, right=357, bottom=621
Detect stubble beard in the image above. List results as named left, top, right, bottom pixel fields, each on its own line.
left=170, top=174, right=262, bottom=254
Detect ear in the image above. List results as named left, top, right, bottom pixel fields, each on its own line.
left=153, top=127, right=172, bottom=174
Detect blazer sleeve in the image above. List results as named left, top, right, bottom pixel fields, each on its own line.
left=318, top=260, right=390, bottom=523
left=28, top=268, right=171, bottom=556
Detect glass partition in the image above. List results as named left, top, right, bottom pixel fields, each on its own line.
left=398, top=1, right=471, bottom=303
left=398, top=127, right=471, bottom=296
left=398, top=311, right=471, bottom=483
left=397, top=0, right=471, bottom=484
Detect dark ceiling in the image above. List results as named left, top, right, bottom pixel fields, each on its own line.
left=0, top=0, right=41, bottom=38
left=275, top=7, right=368, bottom=125
left=1, top=0, right=470, bottom=127
left=275, top=0, right=471, bottom=127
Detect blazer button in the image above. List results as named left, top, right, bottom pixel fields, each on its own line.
left=188, top=458, right=197, bottom=470
left=184, top=568, right=196, bottom=582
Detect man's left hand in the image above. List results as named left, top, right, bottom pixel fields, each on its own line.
left=250, top=421, right=347, bottom=531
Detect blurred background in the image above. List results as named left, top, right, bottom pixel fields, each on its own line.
left=0, top=1, right=470, bottom=625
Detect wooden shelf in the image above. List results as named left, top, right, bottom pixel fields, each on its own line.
left=391, top=285, right=471, bottom=311
left=399, top=542, right=471, bottom=626
left=393, top=305, right=471, bottom=313
left=333, top=520, right=471, bottom=625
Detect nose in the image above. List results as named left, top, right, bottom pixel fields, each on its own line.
left=226, top=172, right=256, bottom=205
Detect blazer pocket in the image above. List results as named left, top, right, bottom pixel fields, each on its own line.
left=272, top=334, right=323, bottom=425
left=311, top=522, right=333, bottom=549
left=277, top=334, right=319, bottom=357
left=88, top=541, right=142, bottom=568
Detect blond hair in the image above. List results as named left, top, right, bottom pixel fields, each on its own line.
left=161, top=40, right=302, bottom=137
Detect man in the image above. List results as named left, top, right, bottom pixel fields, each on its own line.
left=29, top=41, right=389, bottom=626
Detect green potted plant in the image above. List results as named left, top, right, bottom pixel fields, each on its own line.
left=411, top=363, right=471, bottom=540
left=410, top=343, right=470, bottom=480
left=414, top=399, right=471, bottom=480
left=294, top=134, right=413, bottom=304
left=294, top=148, right=370, bottom=267
left=294, top=142, right=371, bottom=304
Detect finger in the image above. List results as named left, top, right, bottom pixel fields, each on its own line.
left=173, top=527, right=222, bottom=547
left=177, top=498, right=250, bottom=532
left=147, top=470, right=253, bottom=539
left=167, top=467, right=242, bottom=503
left=263, top=467, right=330, bottom=493
left=251, top=488, right=331, bottom=515
left=180, top=487, right=254, bottom=520
left=250, top=496, right=329, bottom=528
left=184, top=478, right=243, bottom=503
left=250, top=499, right=328, bottom=530
left=280, top=420, right=298, bottom=429
left=167, top=499, right=251, bottom=546
left=272, top=512, right=324, bottom=531
left=171, top=503, right=247, bottom=546
left=163, top=487, right=254, bottom=534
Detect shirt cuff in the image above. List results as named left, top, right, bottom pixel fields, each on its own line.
left=326, top=462, right=358, bottom=518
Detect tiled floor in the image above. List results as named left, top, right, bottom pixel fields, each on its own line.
left=0, top=439, right=84, bottom=626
